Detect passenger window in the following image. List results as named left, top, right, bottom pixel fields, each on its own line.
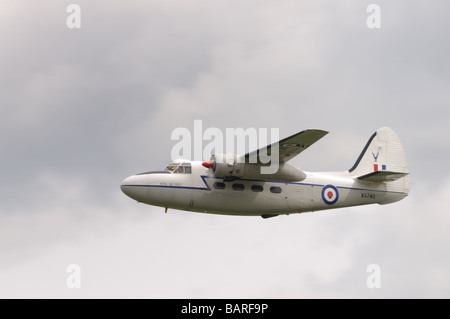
left=232, top=183, right=245, bottom=191
left=270, top=186, right=282, bottom=194
left=251, top=185, right=263, bottom=192
left=214, top=182, right=226, bottom=189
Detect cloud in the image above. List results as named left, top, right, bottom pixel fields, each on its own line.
left=2, top=177, right=450, bottom=298
left=1, top=0, right=450, bottom=298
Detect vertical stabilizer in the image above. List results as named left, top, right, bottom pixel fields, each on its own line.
left=349, top=127, right=410, bottom=196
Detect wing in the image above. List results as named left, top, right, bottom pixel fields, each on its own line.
left=243, top=129, right=328, bottom=164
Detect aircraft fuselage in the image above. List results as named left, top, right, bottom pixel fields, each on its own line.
left=120, top=161, right=407, bottom=217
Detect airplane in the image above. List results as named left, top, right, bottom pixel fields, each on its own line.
left=120, top=127, right=410, bottom=218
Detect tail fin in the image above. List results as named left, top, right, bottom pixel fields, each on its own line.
left=349, top=127, right=410, bottom=195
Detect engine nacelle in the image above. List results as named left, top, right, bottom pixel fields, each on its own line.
left=211, top=153, right=245, bottom=178
left=203, top=153, right=306, bottom=182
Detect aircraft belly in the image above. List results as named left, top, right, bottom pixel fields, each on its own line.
left=192, top=188, right=292, bottom=216
left=142, top=186, right=193, bottom=209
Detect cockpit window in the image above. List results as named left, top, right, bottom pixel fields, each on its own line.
left=164, top=162, right=192, bottom=174
left=174, top=166, right=184, bottom=173
left=165, top=165, right=177, bottom=172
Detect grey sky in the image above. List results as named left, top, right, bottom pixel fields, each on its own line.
left=1, top=1, right=449, bottom=298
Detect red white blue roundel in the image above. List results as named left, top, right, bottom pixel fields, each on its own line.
left=322, top=185, right=339, bottom=205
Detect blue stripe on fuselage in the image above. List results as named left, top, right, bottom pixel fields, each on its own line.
left=122, top=175, right=407, bottom=195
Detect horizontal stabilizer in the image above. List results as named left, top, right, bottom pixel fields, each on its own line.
left=357, top=170, right=409, bottom=183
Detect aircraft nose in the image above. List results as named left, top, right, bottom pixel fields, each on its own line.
left=120, top=175, right=147, bottom=201
left=120, top=176, right=134, bottom=197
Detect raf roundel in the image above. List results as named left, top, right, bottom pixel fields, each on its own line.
left=322, top=185, right=339, bottom=205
